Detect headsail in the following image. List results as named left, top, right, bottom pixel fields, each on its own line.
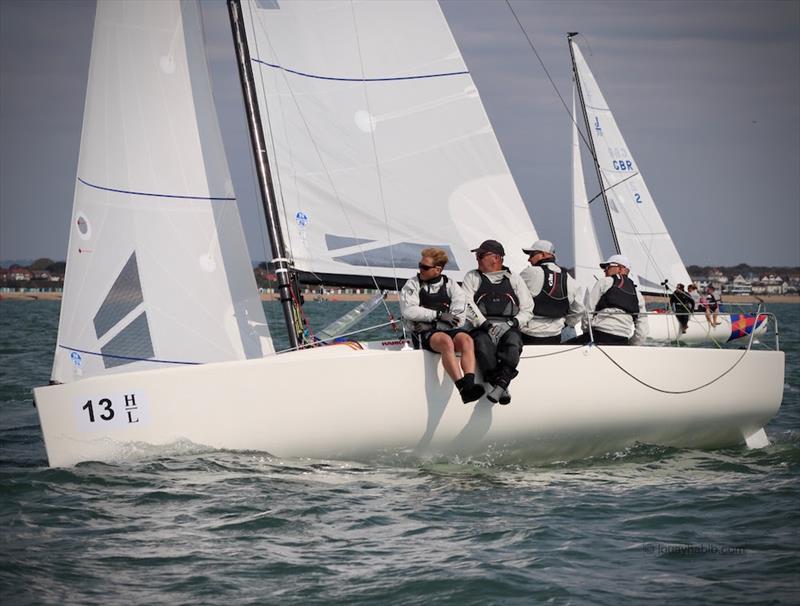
left=570, top=40, right=691, bottom=294
left=571, top=86, right=605, bottom=291
left=239, top=0, right=537, bottom=285
left=52, top=0, right=271, bottom=384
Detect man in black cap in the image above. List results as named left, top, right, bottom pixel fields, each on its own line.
left=462, top=240, right=533, bottom=404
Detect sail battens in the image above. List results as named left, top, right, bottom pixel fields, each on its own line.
left=252, top=57, right=469, bottom=82
left=58, top=345, right=201, bottom=366
left=77, top=178, right=236, bottom=202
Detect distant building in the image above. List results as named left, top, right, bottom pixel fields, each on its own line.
left=727, top=275, right=752, bottom=295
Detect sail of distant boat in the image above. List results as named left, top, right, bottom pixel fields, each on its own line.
left=569, top=37, right=692, bottom=295
left=570, top=85, right=604, bottom=291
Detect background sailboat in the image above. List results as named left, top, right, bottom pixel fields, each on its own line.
left=32, top=1, right=783, bottom=467
left=568, top=34, right=768, bottom=345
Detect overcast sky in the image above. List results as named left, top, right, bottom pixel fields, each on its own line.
left=1, top=0, right=798, bottom=267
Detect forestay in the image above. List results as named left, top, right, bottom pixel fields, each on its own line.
left=571, top=41, right=691, bottom=293
left=240, top=0, right=537, bottom=284
left=52, top=0, right=271, bottom=384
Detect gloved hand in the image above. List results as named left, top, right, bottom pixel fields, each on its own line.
left=487, top=319, right=518, bottom=345
left=436, top=311, right=459, bottom=329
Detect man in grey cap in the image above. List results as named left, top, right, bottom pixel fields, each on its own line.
left=582, top=254, right=648, bottom=345
left=519, top=239, right=584, bottom=344
left=462, top=239, right=533, bottom=404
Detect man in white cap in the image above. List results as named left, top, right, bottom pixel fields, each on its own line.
left=583, top=254, right=648, bottom=345
left=462, top=239, right=533, bottom=405
left=519, top=240, right=584, bottom=345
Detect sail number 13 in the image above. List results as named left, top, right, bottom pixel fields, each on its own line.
left=82, top=398, right=115, bottom=422
left=77, top=392, right=148, bottom=431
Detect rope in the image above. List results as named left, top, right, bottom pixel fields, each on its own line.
left=594, top=343, right=749, bottom=394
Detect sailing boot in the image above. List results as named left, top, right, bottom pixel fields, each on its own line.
left=487, top=365, right=517, bottom=405
left=455, top=373, right=485, bottom=404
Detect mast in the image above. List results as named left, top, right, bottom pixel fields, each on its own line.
left=227, top=0, right=302, bottom=349
left=567, top=33, right=621, bottom=255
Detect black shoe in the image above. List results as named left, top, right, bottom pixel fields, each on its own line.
left=459, top=384, right=485, bottom=404
left=499, top=388, right=511, bottom=405
left=456, top=373, right=485, bottom=404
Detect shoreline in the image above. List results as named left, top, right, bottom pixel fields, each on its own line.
left=1, top=291, right=798, bottom=304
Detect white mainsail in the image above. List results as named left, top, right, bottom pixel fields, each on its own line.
left=239, top=0, right=537, bottom=283
left=570, top=40, right=691, bottom=294
left=571, top=86, right=604, bottom=291
left=52, top=0, right=271, bottom=384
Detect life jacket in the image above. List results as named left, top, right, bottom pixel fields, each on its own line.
left=532, top=262, right=569, bottom=318
left=418, top=275, right=451, bottom=313
left=705, top=292, right=718, bottom=311
left=596, top=274, right=639, bottom=319
left=474, top=271, right=519, bottom=321
left=670, top=290, right=694, bottom=313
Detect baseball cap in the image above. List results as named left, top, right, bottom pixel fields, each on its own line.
left=522, top=239, right=555, bottom=255
left=599, top=254, right=631, bottom=269
left=470, top=239, right=505, bottom=256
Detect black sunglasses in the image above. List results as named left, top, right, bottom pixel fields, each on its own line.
left=418, top=263, right=437, bottom=271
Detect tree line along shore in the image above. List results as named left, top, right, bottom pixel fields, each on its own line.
left=1, top=291, right=798, bottom=304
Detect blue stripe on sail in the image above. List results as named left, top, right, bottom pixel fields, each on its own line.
left=59, top=345, right=201, bottom=366
left=78, top=178, right=236, bottom=202
left=252, top=58, right=469, bottom=82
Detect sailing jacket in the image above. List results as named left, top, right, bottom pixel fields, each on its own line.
left=400, top=274, right=467, bottom=334
left=584, top=275, right=648, bottom=344
left=461, top=268, right=533, bottom=330
left=520, top=262, right=585, bottom=337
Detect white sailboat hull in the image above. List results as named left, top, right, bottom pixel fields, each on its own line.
left=33, top=344, right=784, bottom=467
left=646, top=312, right=768, bottom=346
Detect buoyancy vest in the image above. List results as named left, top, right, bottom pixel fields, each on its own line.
left=532, top=262, right=569, bottom=318
left=596, top=275, right=639, bottom=319
left=474, top=271, right=519, bottom=321
left=418, top=275, right=451, bottom=312
left=706, top=292, right=719, bottom=311
left=670, top=289, right=694, bottom=313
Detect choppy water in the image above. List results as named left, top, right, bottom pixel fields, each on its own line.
left=1, top=300, right=798, bottom=604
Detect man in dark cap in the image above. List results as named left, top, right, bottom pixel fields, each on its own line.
left=462, top=240, right=533, bottom=404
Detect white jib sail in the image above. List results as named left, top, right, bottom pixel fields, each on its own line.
left=240, top=0, right=537, bottom=283
left=52, top=0, right=272, bottom=384
left=571, top=86, right=605, bottom=291
left=571, top=41, right=691, bottom=293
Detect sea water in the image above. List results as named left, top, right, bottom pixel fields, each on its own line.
left=1, top=301, right=798, bottom=604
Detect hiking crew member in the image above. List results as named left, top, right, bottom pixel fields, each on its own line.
left=462, top=239, right=533, bottom=405
left=583, top=254, right=648, bottom=345
left=702, top=285, right=721, bottom=327
left=669, top=283, right=695, bottom=334
left=400, top=247, right=485, bottom=404
left=519, top=239, right=584, bottom=345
